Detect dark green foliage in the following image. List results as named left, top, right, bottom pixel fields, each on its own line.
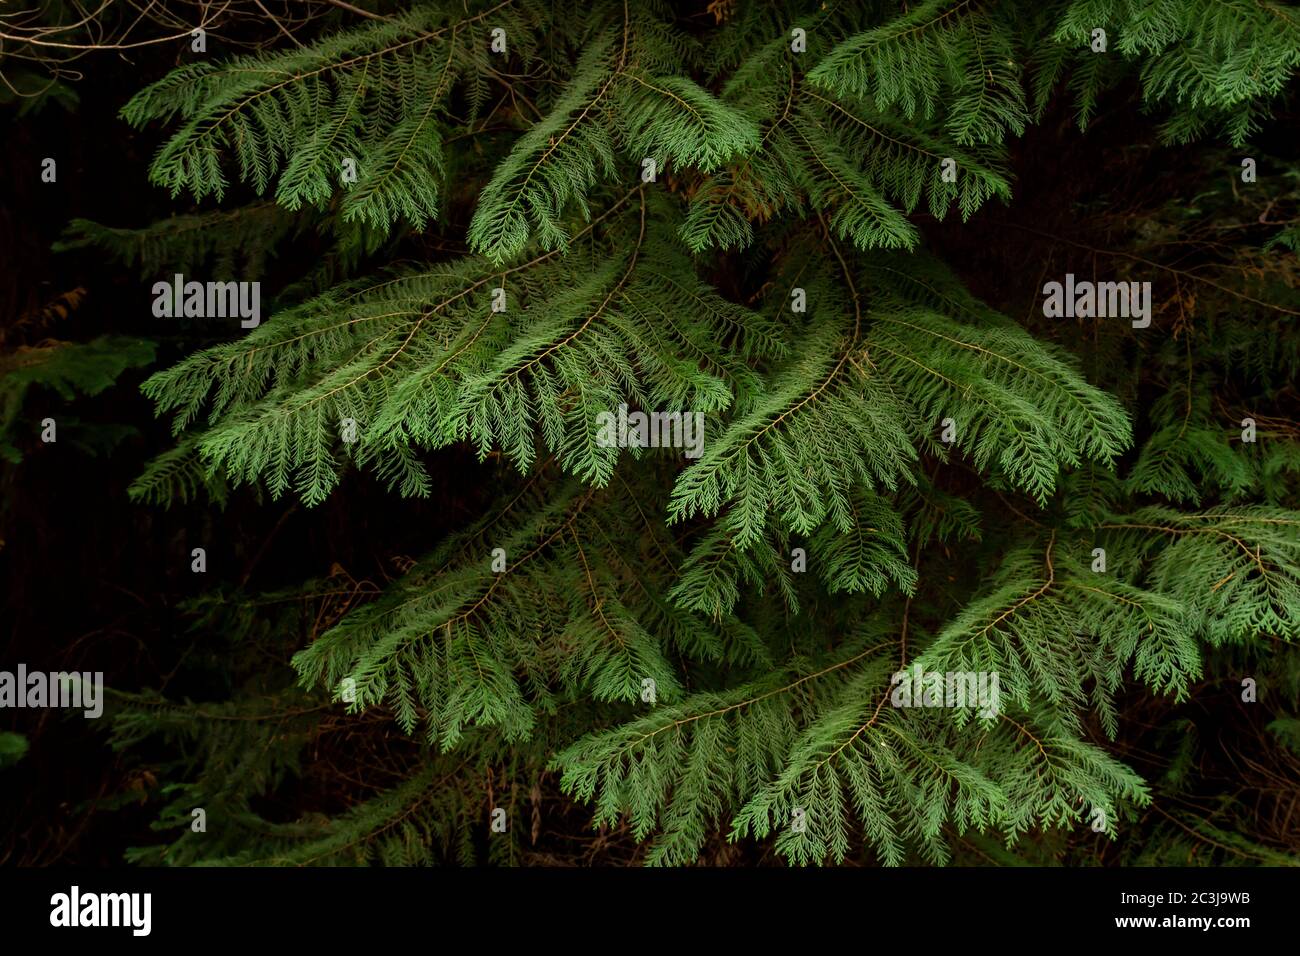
left=57, top=0, right=1300, bottom=865
left=1, top=336, right=155, bottom=463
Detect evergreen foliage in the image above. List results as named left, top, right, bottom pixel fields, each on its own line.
left=1, top=334, right=155, bottom=463
left=32, top=0, right=1300, bottom=865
